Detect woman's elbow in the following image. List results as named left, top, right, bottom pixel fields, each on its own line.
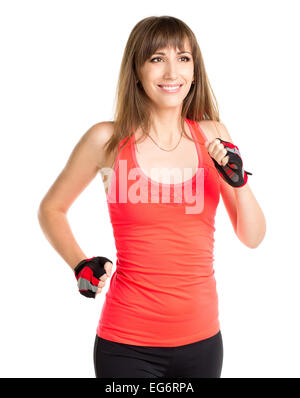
left=240, top=224, right=266, bottom=249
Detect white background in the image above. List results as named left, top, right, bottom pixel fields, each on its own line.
left=0, top=0, right=299, bottom=378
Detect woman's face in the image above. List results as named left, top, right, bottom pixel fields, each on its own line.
left=139, top=38, right=194, bottom=110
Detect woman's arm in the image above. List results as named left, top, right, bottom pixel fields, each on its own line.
left=208, top=121, right=266, bottom=249
left=37, top=122, right=113, bottom=271
left=233, top=181, right=266, bottom=249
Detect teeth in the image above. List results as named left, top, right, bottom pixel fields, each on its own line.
left=160, top=85, right=180, bottom=89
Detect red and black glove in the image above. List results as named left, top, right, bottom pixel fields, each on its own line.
left=74, top=256, right=113, bottom=299
left=212, top=139, right=252, bottom=188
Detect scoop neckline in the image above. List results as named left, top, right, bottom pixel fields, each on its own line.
left=130, top=118, right=203, bottom=187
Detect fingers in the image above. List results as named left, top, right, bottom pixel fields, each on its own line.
left=207, top=138, right=228, bottom=166
left=104, top=261, right=113, bottom=278
left=98, top=280, right=105, bottom=288
left=96, top=287, right=102, bottom=295
left=100, top=274, right=108, bottom=282
left=96, top=278, right=106, bottom=296
left=221, top=155, right=230, bottom=166
left=96, top=285, right=103, bottom=296
left=95, top=261, right=114, bottom=296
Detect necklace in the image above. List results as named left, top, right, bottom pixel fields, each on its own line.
left=146, top=129, right=184, bottom=152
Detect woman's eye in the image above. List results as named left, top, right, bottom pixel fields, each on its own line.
left=150, top=56, right=190, bottom=63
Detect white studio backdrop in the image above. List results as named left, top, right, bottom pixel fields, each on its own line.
left=0, top=0, right=299, bottom=378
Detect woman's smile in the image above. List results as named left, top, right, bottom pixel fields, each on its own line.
left=157, top=84, right=183, bottom=93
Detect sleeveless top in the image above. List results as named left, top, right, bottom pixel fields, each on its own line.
left=96, top=118, right=221, bottom=347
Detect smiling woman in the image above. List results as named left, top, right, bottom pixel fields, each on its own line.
left=91, top=15, right=228, bottom=378
left=38, top=14, right=265, bottom=380
left=150, top=51, right=192, bottom=93
left=103, top=15, right=220, bottom=156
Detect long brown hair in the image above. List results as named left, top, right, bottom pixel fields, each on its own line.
left=103, top=15, right=221, bottom=159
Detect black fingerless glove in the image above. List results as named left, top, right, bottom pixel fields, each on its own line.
left=212, top=139, right=252, bottom=188
left=74, top=256, right=113, bottom=299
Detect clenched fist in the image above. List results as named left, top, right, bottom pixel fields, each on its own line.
left=74, top=256, right=114, bottom=299
left=204, top=138, right=252, bottom=188
left=205, top=138, right=229, bottom=167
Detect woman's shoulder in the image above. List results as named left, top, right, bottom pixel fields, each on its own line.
left=89, top=121, right=115, bottom=142
left=83, top=121, right=115, bottom=169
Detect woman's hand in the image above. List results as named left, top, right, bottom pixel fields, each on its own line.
left=205, top=138, right=252, bottom=188
left=96, top=261, right=113, bottom=296
left=205, top=138, right=229, bottom=167
left=74, top=256, right=113, bottom=298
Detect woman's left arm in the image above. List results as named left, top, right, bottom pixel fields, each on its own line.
left=211, top=121, right=266, bottom=249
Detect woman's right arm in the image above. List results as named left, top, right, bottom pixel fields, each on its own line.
left=37, top=121, right=113, bottom=272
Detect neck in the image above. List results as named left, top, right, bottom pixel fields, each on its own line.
left=149, top=108, right=184, bottom=146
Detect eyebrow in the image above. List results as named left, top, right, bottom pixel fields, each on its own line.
left=152, top=51, right=192, bottom=55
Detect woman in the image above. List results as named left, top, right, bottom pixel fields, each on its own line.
left=38, top=16, right=266, bottom=378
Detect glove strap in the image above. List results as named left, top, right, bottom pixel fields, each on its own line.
left=74, top=256, right=113, bottom=278
left=74, top=256, right=96, bottom=276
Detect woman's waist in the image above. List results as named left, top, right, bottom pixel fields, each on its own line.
left=106, top=270, right=218, bottom=316
left=114, top=255, right=215, bottom=277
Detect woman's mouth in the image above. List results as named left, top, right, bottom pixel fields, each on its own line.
left=157, top=84, right=183, bottom=93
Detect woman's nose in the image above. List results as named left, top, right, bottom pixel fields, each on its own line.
left=163, top=62, right=178, bottom=79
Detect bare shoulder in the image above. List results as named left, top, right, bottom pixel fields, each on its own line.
left=197, top=120, right=233, bottom=143
left=84, top=121, right=115, bottom=168
left=38, top=121, right=116, bottom=213
left=85, top=121, right=114, bottom=147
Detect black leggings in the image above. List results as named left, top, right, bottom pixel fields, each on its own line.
left=93, top=330, right=223, bottom=378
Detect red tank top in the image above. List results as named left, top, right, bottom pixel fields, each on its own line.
left=97, top=118, right=221, bottom=347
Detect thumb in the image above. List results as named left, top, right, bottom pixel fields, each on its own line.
left=104, top=261, right=113, bottom=277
